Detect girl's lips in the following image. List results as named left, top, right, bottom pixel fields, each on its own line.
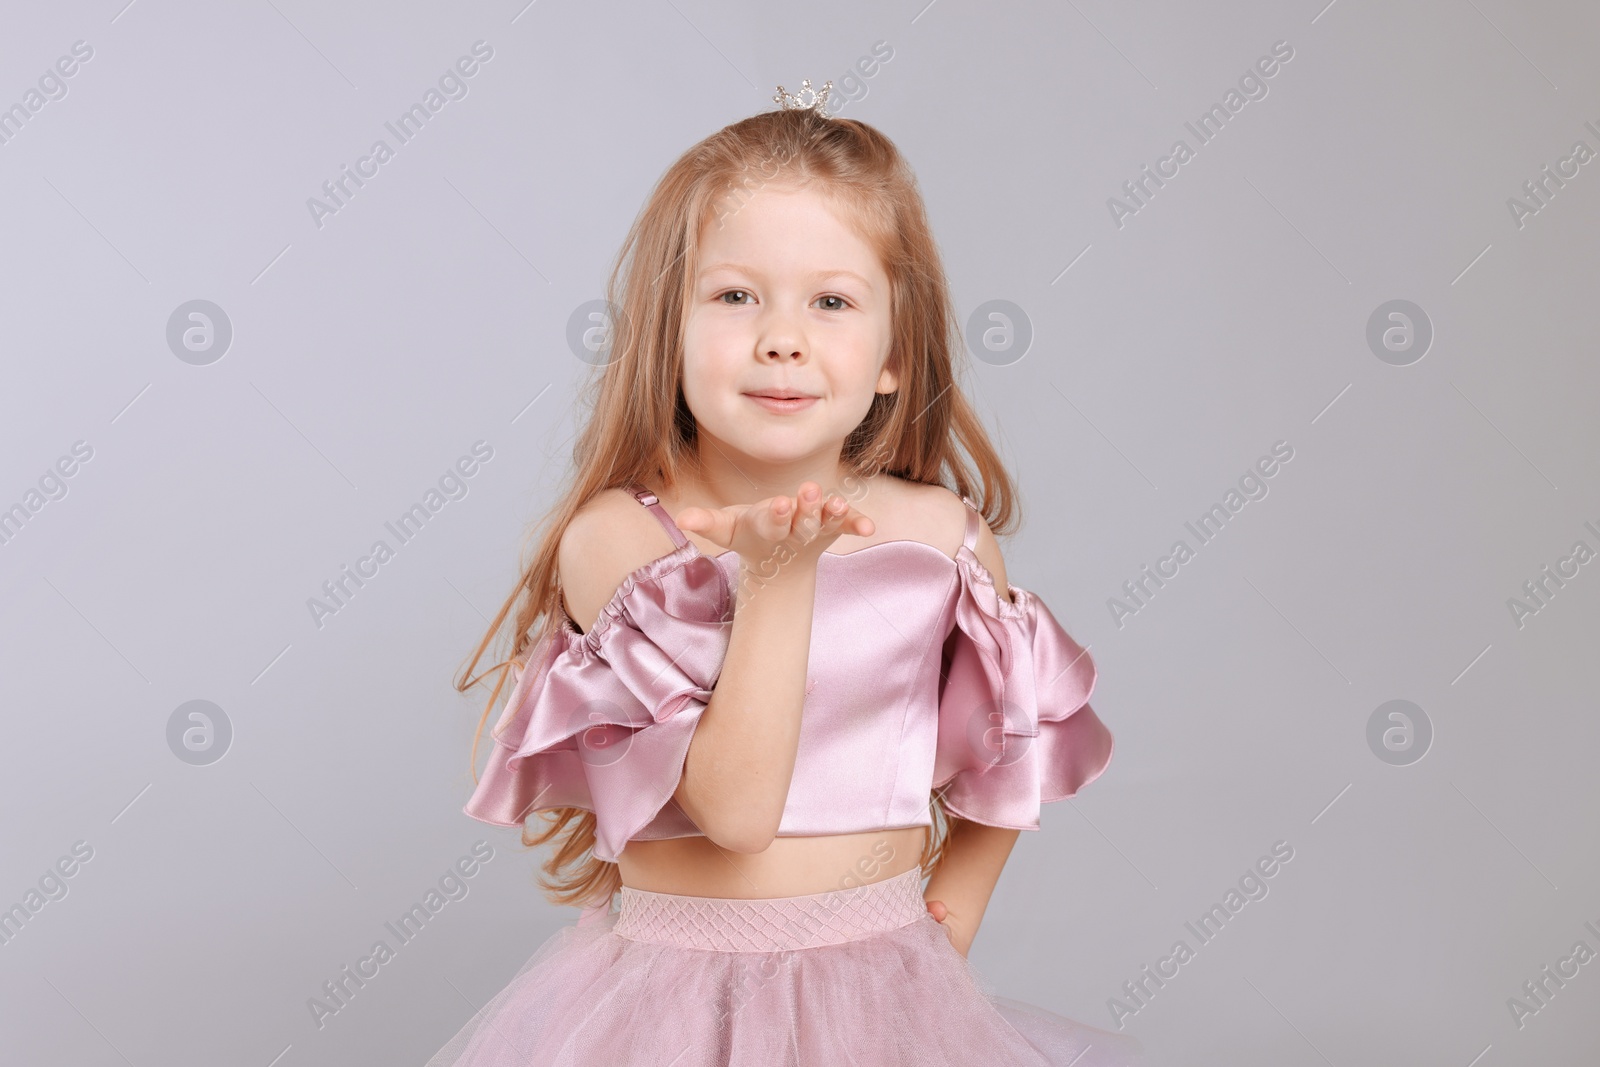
left=745, top=393, right=818, bottom=414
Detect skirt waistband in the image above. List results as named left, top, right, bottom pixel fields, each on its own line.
left=612, top=866, right=927, bottom=952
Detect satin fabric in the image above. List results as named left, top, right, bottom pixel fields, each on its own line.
left=463, top=495, right=1114, bottom=865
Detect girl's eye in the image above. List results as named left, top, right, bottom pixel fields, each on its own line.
left=715, top=290, right=851, bottom=310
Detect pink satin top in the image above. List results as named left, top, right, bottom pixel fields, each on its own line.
left=463, top=483, right=1115, bottom=863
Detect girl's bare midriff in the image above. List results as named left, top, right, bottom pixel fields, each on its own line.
left=617, top=826, right=928, bottom=898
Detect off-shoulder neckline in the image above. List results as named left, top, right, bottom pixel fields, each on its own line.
left=705, top=537, right=957, bottom=564
left=558, top=535, right=1020, bottom=641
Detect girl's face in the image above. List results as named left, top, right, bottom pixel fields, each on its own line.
left=681, top=183, right=896, bottom=470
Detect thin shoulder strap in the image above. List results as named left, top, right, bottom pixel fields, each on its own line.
left=626, top=482, right=689, bottom=549
left=959, top=493, right=982, bottom=553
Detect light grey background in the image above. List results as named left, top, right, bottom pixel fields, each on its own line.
left=2, top=0, right=1597, bottom=1064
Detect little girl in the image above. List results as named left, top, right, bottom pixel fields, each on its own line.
left=427, top=86, right=1144, bottom=1066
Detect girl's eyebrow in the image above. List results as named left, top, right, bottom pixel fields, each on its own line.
left=698, top=262, right=875, bottom=293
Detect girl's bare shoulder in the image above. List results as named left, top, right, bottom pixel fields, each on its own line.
left=853, top=474, right=969, bottom=562
left=867, top=474, right=1011, bottom=600
left=558, top=487, right=681, bottom=634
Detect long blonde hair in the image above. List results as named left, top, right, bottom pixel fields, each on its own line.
left=456, top=106, right=1020, bottom=911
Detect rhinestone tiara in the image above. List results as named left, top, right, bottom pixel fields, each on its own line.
left=773, top=78, right=833, bottom=114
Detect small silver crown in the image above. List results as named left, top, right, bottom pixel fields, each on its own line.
left=773, top=78, right=833, bottom=113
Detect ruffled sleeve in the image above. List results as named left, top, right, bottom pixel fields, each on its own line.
left=933, top=551, right=1114, bottom=829
left=463, top=550, right=729, bottom=863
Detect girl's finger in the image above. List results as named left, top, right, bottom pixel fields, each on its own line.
left=825, top=498, right=874, bottom=539
left=780, top=484, right=818, bottom=542
left=820, top=501, right=848, bottom=539
left=673, top=505, right=724, bottom=542
left=765, top=494, right=793, bottom=539
left=823, top=495, right=876, bottom=529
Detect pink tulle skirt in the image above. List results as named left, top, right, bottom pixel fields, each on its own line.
left=424, top=866, right=1144, bottom=1066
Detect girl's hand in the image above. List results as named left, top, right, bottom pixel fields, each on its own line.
left=676, top=481, right=874, bottom=570
left=925, top=898, right=970, bottom=958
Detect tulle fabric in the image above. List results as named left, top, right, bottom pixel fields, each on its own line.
left=423, top=868, right=1144, bottom=1066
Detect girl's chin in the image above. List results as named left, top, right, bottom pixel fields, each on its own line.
left=712, top=436, right=836, bottom=466
left=697, top=417, right=855, bottom=461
